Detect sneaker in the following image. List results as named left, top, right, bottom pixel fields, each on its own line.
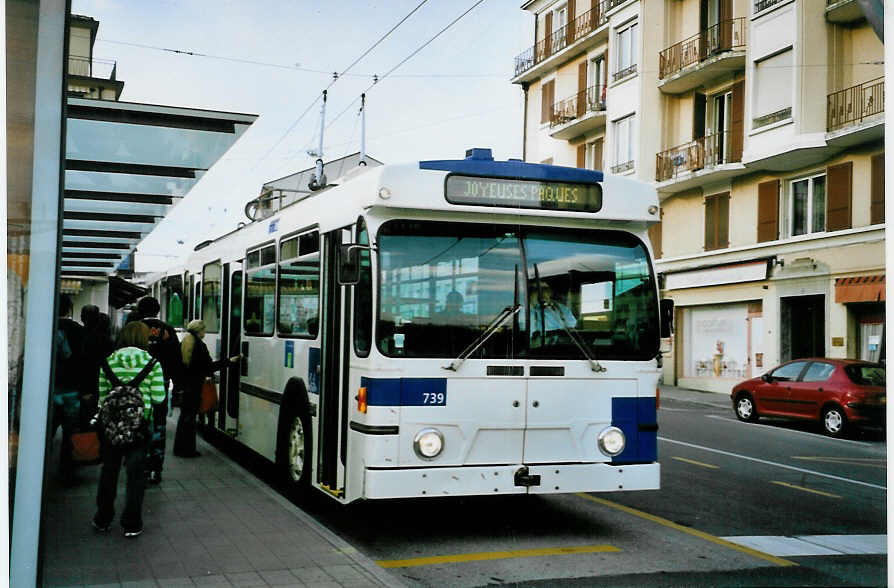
left=91, top=520, right=110, bottom=532
left=123, top=528, right=143, bottom=538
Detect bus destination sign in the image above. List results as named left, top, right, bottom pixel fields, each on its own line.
left=445, top=175, right=602, bottom=213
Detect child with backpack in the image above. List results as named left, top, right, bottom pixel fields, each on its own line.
left=92, top=321, right=165, bottom=538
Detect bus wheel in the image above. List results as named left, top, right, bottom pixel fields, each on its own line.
left=280, top=402, right=312, bottom=494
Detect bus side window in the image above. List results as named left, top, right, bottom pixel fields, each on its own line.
left=245, top=244, right=276, bottom=336
left=277, top=232, right=320, bottom=339
left=353, top=219, right=372, bottom=356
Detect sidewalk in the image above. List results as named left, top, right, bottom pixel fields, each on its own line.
left=659, top=383, right=732, bottom=411
left=41, top=413, right=405, bottom=588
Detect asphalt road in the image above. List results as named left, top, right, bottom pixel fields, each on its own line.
left=218, top=388, right=888, bottom=587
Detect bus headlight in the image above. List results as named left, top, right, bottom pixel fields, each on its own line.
left=413, top=428, right=444, bottom=460
left=597, top=426, right=626, bottom=457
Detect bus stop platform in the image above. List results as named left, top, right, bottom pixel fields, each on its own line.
left=41, top=415, right=404, bottom=587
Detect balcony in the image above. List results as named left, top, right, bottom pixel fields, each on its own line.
left=825, top=0, right=864, bottom=23
left=549, top=84, right=607, bottom=139
left=826, top=77, right=884, bottom=147
left=68, top=56, right=118, bottom=80
left=512, top=0, right=622, bottom=82
left=657, top=18, right=746, bottom=94
left=654, top=131, right=746, bottom=192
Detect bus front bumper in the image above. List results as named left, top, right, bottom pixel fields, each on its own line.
left=363, top=462, right=660, bottom=500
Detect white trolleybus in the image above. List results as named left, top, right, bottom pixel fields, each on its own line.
left=156, top=148, right=673, bottom=504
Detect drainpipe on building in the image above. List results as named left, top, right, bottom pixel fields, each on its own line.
left=521, top=82, right=529, bottom=161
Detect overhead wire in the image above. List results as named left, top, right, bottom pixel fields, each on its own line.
left=255, top=0, right=430, bottom=168
left=324, top=0, right=487, bottom=133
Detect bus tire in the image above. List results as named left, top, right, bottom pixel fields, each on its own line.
left=278, top=388, right=312, bottom=497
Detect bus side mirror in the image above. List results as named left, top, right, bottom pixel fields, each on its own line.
left=338, top=244, right=360, bottom=285
left=659, top=298, right=674, bottom=339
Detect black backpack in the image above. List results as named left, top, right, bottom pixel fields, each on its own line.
left=97, top=358, right=157, bottom=447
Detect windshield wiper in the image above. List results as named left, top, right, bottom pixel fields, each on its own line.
left=544, top=303, right=606, bottom=373
left=442, top=304, right=521, bottom=372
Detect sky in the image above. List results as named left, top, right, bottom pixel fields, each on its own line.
left=70, top=0, right=534, bottom=272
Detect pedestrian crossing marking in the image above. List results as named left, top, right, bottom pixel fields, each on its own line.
left=721, top=535, right=887, bottom=557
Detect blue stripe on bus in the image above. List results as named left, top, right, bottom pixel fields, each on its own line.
left=420, top=151, right=604, bottom=183
left=611, top=397, right=657, bottom=464
left=361, top=377, right=448, bottom=407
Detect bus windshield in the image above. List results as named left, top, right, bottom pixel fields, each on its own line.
left=377, top=220, right=659, bottom=360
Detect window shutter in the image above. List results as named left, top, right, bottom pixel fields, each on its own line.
left=871, top=153, right=884, bottom=224
left=704, top=196, right=717, bottom=250
left=577, top=144, right=586, bottom=168
left=757, top=179, right=779, bottom=242
left=718, top=192, right=730, bottom=248
left=729, top=80, right=744, bottom=162
left=566, top=0, right=576, bottom=45
left=577, top=61, right=587, bottom=117
left=541, top=80, right=554, bottom=124
left=826, top=161, right=852, bottom=231
left=648, top=210, right=663, bottom=258
left=544, top=12, right=553, bottom=56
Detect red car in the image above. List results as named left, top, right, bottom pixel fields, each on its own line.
left=731, top=358, right=885, bottom=437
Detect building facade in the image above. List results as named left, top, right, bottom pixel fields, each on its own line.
left=513, top=0, right=884, bottom=393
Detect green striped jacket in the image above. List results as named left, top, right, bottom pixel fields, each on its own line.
left=98, top=347, right=166, bottom=421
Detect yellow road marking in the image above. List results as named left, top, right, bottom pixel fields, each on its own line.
left=771, top=480, right=841, bottom=498
left=376, top=544, right=620, bottom=568
left=672, top=456, right=719, bottom=469
left=575, top=493, right=797, bottom=567
left=792, top=456, right=887, bottom=469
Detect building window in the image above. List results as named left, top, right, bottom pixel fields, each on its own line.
left=586, top=138, right=603, bottom=170
left=704, top=192, right=730, bottom=251
left=614, top=21, right=638, bottom=81
left=553, top=4, right=567, bottom=32
left=786, top=173, right=826, bottom=237
left=712, top=90, right=732, bottom=163
left=589, top=55, right=607, bottom=110
left=612, top=114, right=635, bottom=173
left=753, top=48, right=793, bottom=128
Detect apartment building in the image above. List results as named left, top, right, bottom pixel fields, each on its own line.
left=513, top=0, right=884, bottom=393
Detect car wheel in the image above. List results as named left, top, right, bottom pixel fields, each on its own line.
left=279, top=401, right=312, bottom=496
left=821, top=405, right=847, bottom=437
left=735, top=393, right=759, bottom=423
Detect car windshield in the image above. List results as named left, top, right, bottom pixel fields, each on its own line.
left=376, top=220, right=659, bottom=360
left=845, top=364, right=886, bottom=386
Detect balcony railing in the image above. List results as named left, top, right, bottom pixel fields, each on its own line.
left=550, top=84, right=607, bottom=128
left=755, top=0, right=785, bottom=12
left=827, top=77, right=884, bottom=132
left=68, top=55, right=118, bottom=80
left=513, top=0, right=615, bottom=78
left=658, top=17, right=746, bottom=79
left=612, top=63, right=637, bottom=82
left=611, top=160, right=634, bottom=174
left=655, top=130, right=740, bottom=182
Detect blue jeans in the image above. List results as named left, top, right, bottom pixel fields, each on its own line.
left=95, top=439, right=147, bottom=532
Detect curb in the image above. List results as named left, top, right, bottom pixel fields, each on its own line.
left=198, top=435, right=410, bottom=588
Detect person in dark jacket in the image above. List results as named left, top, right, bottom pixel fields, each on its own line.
left=173, top=320, right=240, bottom=457
left=133, top=296, right=183, bottom=484
left=53, top=294, right=85, bottom=485
left=79, top=305, right=113, bottom=429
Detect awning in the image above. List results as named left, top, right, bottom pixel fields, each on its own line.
left=835, top=274, right=885, bottom=303
left=61, top=97, right=257, bottom=277
left=664, top=259, right=770, bottom=290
